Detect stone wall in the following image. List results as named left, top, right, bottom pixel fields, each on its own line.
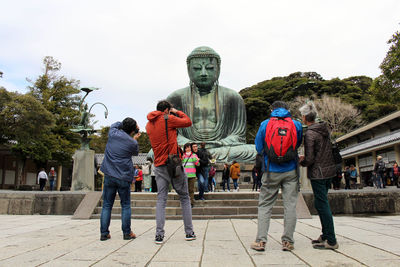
left=1, top=189, right=399, bottom=216
left=0, top=191, right=85, bottom=215
left=302, top=189, right=400, bottom=215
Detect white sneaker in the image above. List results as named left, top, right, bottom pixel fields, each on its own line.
left=237, top=187, right=240, bottom=192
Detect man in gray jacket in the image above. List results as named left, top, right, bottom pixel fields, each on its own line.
left=299, top=103, right=339, bottom=250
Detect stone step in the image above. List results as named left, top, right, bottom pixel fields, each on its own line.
left=94, top=206, right=283, bottom=216
left=94, top=192, right=286, bottom=220
left=112, top=192, right=277, bottom=200
left=104, top=199, right=283, bottom=207
left=90, top=213, right=282, bottom=220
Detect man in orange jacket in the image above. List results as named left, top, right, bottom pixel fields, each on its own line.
left=146, top=100, right=196, bottom=244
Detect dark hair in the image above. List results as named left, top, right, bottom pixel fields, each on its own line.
left=156, top=100, right=172, bottom=112
left=184, top=143, right=191, bottom=151
left=121, top=117, right=138, bottom=135
left=304, top=111, right=316, bottom=123
left=190, top=142, right=198, bottom=150
left=271, top=101, right=288, bottom=110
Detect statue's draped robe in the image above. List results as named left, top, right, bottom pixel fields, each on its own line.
left=167, top=85, right=257, bottom=162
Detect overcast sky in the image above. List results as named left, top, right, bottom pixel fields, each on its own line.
left=0, top=0, right=399, bottom=131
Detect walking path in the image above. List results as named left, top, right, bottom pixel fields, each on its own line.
left=0, top=215, right=399, bottom=266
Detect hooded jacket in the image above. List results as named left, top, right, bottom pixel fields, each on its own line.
left=146, top=110, right=192, bottom=167
left=300, top=122, right=336, bottom=179
left=230, top=162, right=241, bottom=179
left=255, top=108, right=303, bottom=173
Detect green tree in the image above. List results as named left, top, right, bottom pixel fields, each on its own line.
left=0, top=88, right=55, bottom=186
left=28, top=56, right=82, bottom=164
left=379, top=30, right=400, bottom=95
left=366, top=29, right=400, bottom=119
left=240, top=72, right=377, bottom=140
left=137, top=132, right=152, bottom=153
left=90, top=126, right=110, bottom=153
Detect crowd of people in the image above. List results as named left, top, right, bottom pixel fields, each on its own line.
left=331, top=157, right=400, bottom=190
left=128, top=142, right=244, bottom=196
left=96, top=99, right=340, bottom=252
left=35, top=93, right=400, bottom=252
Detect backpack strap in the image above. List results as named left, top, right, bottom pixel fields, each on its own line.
left=164, top=114, right=169, bottom=143
left=164, top=113, right=180, bottom=156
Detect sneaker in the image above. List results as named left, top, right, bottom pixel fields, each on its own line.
left=155, top=235, right=164, bottom=244
left=282, top=241, right=294, bottom=251
left=185, top=232, right=196, bottom=241
left=313, top=240, right=339, bottom=250
left=100, top=234, right=111, bottom=241
left=123, top=231, right=136, bottom=240
left=311, top=235, right=324, bottom=244
left=237, top=187, right=240, bottom=191
left=250, top=241, right=266, bottom=251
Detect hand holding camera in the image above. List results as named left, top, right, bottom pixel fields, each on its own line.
left=133, top=131, right=141, bottom=140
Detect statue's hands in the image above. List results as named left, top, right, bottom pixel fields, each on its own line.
left=206, top=140, right=223, bottom=147
left=133, top=132, right=141, bottom=140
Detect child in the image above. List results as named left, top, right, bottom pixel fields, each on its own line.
left=182, top=143, right=199, bottom=207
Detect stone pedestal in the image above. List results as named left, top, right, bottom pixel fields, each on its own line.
left=299, top=166, right=311, bottom=190
left=71, top=150, right=95, bottom=191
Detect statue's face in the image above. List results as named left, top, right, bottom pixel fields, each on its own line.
left=188, top=57, right=219, bottom=91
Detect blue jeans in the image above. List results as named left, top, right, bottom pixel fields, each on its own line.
left=222, top=177, right=230, bottom=191
left=375, top=173, right=383, bottom=188
left=233, top=179, right=238, bottom=190
left=197, top=172, right=206, bottom=199
left=100, top=176, right=132, bottom=236
left=203, top=166, right=210, bottom=192
left=49, top=179, right=55, bottom=191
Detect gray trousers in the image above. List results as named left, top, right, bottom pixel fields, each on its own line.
left=154, top=165, right=193, bottom=236
left=256, top=169, right=298, bottom=244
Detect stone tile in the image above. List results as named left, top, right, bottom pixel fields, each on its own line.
left=149, top=262, right=199, bottom=267
left=0, top=215, right=399, bottom=266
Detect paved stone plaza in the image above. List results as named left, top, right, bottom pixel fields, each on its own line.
left=0, top=215, right=399, bottom=266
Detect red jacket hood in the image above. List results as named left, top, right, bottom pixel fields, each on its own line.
left=147, top=110, right=164, bottom=122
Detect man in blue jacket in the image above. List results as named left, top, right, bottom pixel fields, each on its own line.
left=100, top=118, right=140, bottom=241
left=251, top=101, right=303, bottom=252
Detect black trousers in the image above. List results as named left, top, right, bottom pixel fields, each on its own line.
left=135, top=180, right=142, bottom=192
left=332, top=177, right=341, bottom=189
left=344, top=177, right=350, bottom=189
left=151, top=176, right=157, bottom=192
left=39, top=178, right=47, bottom=191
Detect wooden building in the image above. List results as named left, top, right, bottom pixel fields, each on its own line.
left=336, top=110, right=400, bottom=186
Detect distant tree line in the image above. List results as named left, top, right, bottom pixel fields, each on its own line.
left=240, top=29, right=400, bottom=143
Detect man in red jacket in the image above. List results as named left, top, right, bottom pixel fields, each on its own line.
left=146, top=100, right=196, bottom=244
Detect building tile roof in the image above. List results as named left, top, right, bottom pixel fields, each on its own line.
left=95, top=153, right=149, bottom=167
left=340, top=130, right=400, bottom=157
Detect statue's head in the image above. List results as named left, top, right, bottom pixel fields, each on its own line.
left=187, top=46, right=221, bottom=91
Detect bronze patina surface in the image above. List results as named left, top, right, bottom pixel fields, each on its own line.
left=167, top=46, right=256, bottom=162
